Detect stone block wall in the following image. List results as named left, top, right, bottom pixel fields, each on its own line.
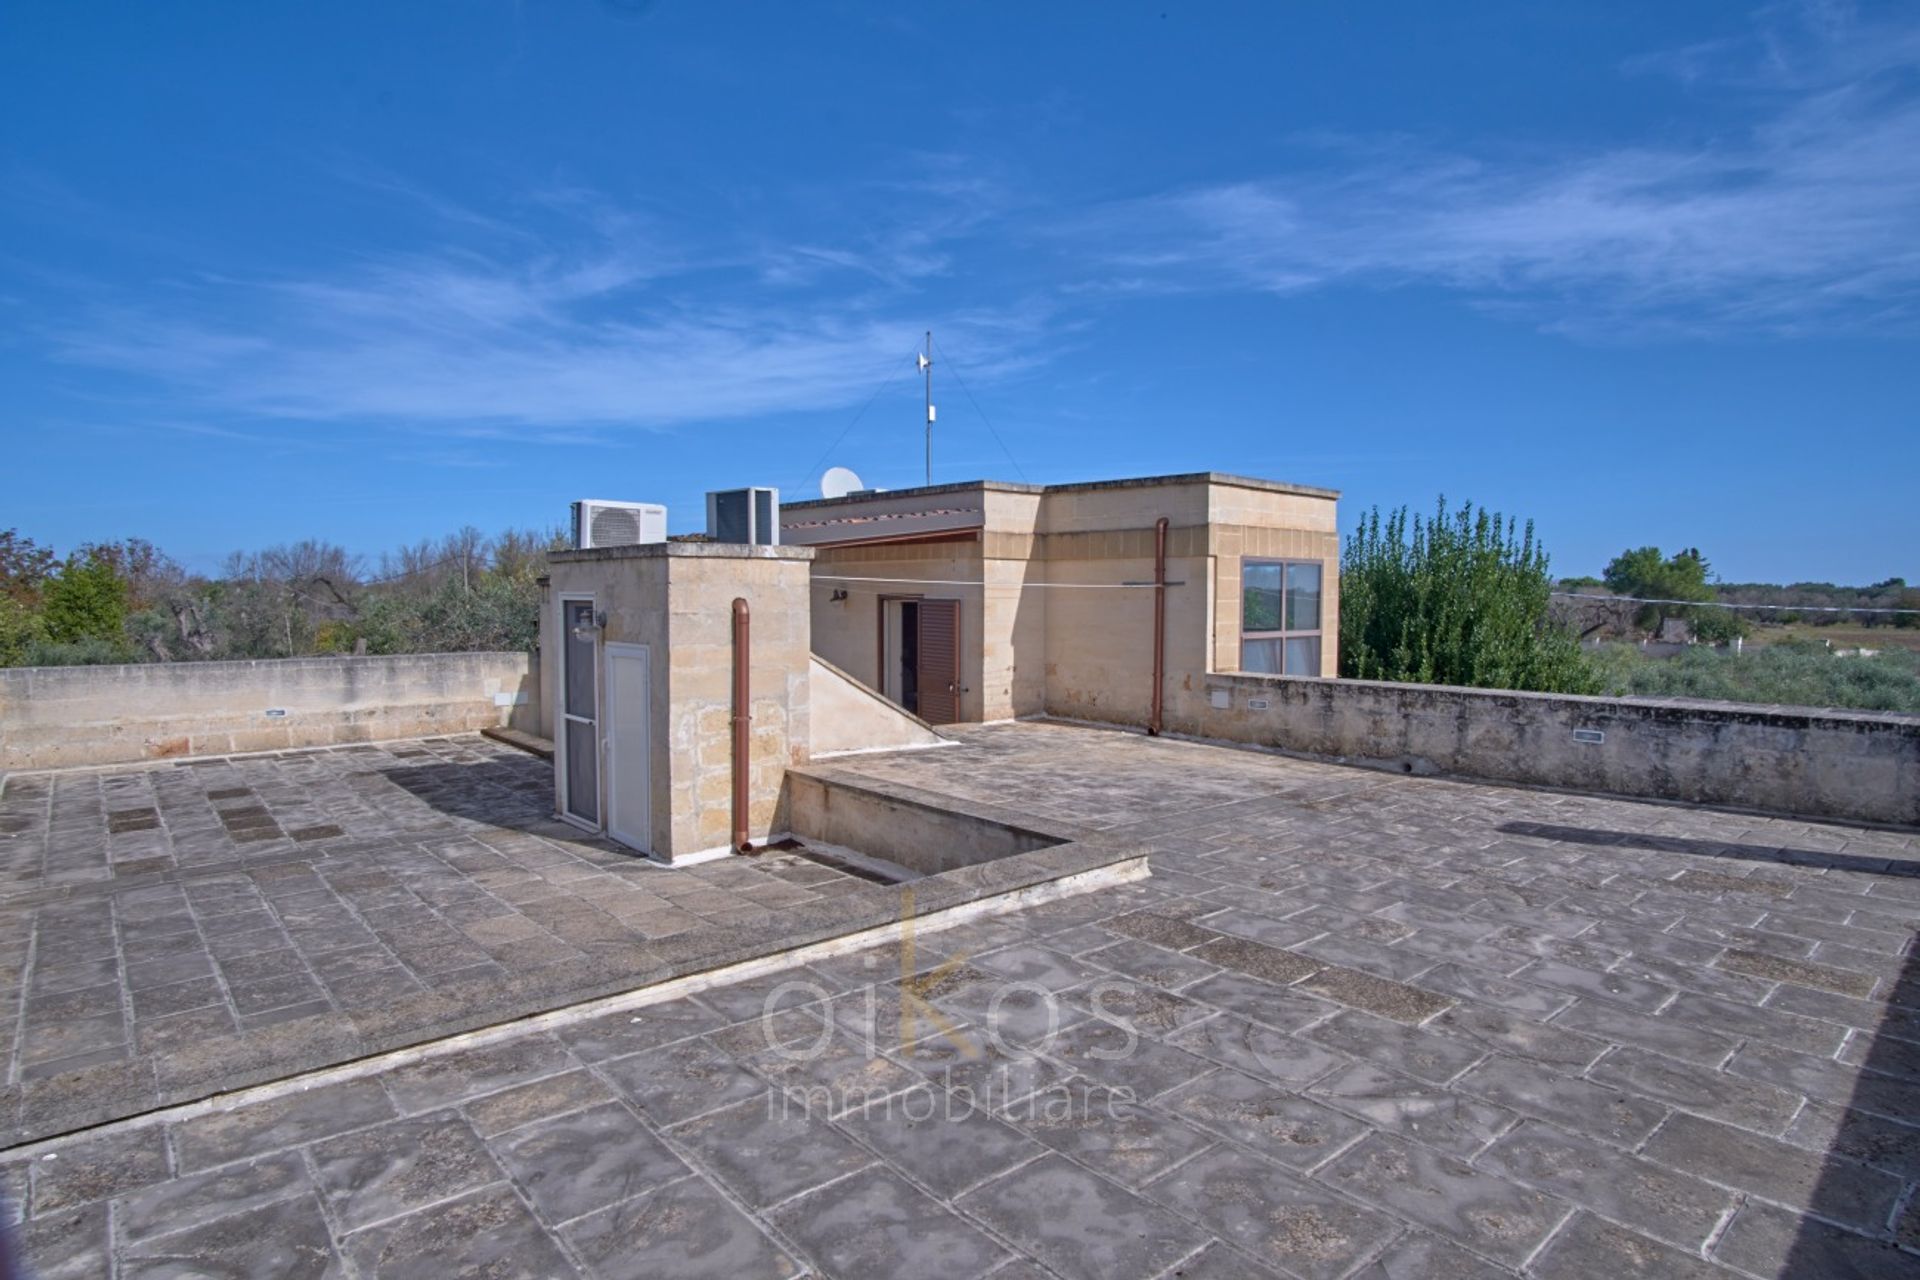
left=546, top=543, right=815, bottom=862
left=0, top=652, right=537, bottom=771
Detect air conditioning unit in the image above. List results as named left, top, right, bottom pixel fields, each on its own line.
left=706, top=487, right=780, bottom=546
left=571, top=500, right=667, bottom=550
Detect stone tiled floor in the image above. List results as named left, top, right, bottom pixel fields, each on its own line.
left=5, top=722, right=1920, bottom=1278
left=0, top=737, right=877, bottom=1143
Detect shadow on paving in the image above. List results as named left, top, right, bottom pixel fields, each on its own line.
left=372, top=757, right=559, bottom=830
left=1783, top=935, right=1920, bottom=1275
left=1499, top=820, right=1920, bottom=879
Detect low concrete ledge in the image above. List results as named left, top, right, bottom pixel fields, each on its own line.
left=1182, top=673, right=1920, bottom=828
left=787, top=764, right=1094, bottom=876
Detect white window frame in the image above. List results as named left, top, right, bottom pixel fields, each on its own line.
left=1240, top=558, right=1324, bottom=676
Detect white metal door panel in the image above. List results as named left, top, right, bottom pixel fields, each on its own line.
left=604, top=642, right=652, bottom=854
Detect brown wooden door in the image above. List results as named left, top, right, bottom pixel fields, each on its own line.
left=916, top=598, right=962, bottom=724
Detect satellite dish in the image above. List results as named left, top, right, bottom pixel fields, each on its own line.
left=820, top=466, right=864, bottom=500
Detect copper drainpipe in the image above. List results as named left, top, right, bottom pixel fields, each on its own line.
left=730, top=597, right=751, bottom=852
left=1149, top=517, right=1168, bottom=736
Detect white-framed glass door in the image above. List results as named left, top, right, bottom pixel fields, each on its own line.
left=558, top=597, right=600, bottom=826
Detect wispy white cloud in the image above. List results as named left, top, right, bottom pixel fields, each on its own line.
left=45, top=184, right=1049, bottom=432
left=1074, top=9, right=1920, bottom=335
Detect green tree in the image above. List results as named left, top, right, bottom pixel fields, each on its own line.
left=0, top=529, right=56, bottom=604
left=40, top=550, right=130, bottom=648
left=1602, top=545, right=1747, bottom=641
left=1340, top=498, right=1595, bottom=693
left=1602, top=546, right=1709, bottom=625
left=355, top=574, right=542, bottom=655
left=0, top=595, right=45, bottom=666
left=1690, top=606, right=1750, bottom=645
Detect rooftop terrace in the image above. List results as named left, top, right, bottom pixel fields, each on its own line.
left=4, top=722, right=1918, bottom=1277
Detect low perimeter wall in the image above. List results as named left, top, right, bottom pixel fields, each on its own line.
left=0, top=652, right=538, bottom=771
left=1180, top=673, right=1920, bottom=827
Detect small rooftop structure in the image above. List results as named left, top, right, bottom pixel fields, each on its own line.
left=788, top=471, right=1342, bottom=726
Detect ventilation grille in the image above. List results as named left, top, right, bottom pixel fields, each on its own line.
left=590, top=505, right=643, bottom=547
left=571, top=500, right=666, bottom=549
left=704, top=487, right=780, bottom=545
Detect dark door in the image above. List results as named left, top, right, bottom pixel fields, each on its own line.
left=899, top=600, right=920, bottom=714
left=916, top=598, right=961, bottom=724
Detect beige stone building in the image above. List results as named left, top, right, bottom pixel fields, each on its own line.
left=541, top=543, right=819, bottom=862
left=784, top=472, right=1340, bottom=729
left=538, top=472, right=1336, bottom=863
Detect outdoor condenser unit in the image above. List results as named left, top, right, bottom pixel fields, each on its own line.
left=706, top=487, right=781, bottom=546
left=571, top=500, right=668, bottom=550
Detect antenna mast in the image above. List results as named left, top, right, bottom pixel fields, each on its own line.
left=919, top=330, right=934, bottom=486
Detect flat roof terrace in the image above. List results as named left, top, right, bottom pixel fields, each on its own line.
left=0, top=738, right=907, bottom=1145
left=5, top=723, right=1919, bottom=1277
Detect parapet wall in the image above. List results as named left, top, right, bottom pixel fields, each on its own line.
left=0, top=652, right=538, bottom=771
left=1172, top=674, right=1920, bottom=827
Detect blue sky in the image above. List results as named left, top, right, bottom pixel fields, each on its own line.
left=2, top=1, right=1915, bottom=582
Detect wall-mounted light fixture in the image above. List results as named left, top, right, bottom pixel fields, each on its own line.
left=829, top=589, right=849, bottom=603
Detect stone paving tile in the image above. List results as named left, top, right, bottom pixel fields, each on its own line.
left=12, top=1202, right=109, bottom=1280
left=27, top=1125, right=170, bottom=1214
left=379, top=1031, right=575, bottom=1116
left=1530, top=1211, right=1740, bottom=1280
left=562, top=1172, right=801, bottom=1279
left=172, top=1077, right=396, bottom=1173
left=341, top=1183, right=575, bottom=1278
left=1549, top=998, right=1736, bottom=1066
left=1319, top=1132, right=1571, bottom=1265
left=7, top=722, right=1920, bottom=1277
left=1719, top=945, right=1883, bottom=996
left=457, top=1060, right=612, bottom=1136
left=598, top=1035, right=768, bottom=1125
left=1142, top=1143, right=1397, bottom=1280
left=772, top=1165, right=1009, bottom=1276
left=1409, top=961, right=1574, bottom=1017
left=1353, top=1230, right=1514, bottom=1279
left=121, top=1194, right=341, bottom=1280
left=1587, top=1044, right=1804, bottom=1134
left=1643, top=1110, right=1906, bottom=1234
left=1431, top=1001, right=1608, bottom=1072
left=1301, top=1010, right=1486, bottom=1084
left=671, top=1094, right=875, bottom=1208
left=1162, top=1065, right=1371, bottom=1170
left=1452, top=1053, right=1668, bottom=1147
left=1296, top=963, right=1453, bottom=1023
left=959, top=1153, right=1209, bottom=1280
left=1176, top=969, right=1342, bottom=1034
left=1478, top=1120, right=1733, bottom=1249
left=1714, top=1197, right=1918, bottom=1278
left=114, top=1149, right=313, bottom=1247
left=1782, top=1096, right=1920, bottom=1182
left=493, top=1100, right=688, bottom=1223
left=1164, top=1010, right=1348, bottom=1086
left=1307, top=1059, right=1515, bottom=1157
left=307, top=1109, right=502, bottom=1231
